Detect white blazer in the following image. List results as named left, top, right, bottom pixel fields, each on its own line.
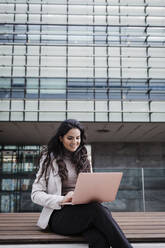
left=31, top=156, right=92, bottom=229
left=31, top=158, right=64, bottom=229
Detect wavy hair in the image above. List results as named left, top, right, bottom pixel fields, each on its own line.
left=37, top=119, right=91, bottom=183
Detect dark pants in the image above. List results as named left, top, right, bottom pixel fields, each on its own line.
left=49, top=203, right=133, bottom=248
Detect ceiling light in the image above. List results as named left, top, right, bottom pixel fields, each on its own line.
left=97, top=129, right=110, bottom=133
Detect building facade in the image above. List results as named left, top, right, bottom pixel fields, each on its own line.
left=0, top=0, right=165, bottom=212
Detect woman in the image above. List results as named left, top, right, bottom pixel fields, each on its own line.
left=31, top=119, right=133, bottom=248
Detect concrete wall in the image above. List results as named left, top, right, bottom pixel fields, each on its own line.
left=92, top=142, right=165, bottom=212
left=92, top=142, right=165, bottom=169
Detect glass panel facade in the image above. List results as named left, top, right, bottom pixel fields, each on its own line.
left=0, top=146, right=41, bottom=212
left=0, top=0, right=164, bottom=122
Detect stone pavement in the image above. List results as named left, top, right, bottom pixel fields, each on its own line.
left=0, top=244, right=164, bottom=248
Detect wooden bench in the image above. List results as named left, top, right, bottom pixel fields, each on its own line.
left=0, top=212, right=165, bottom=244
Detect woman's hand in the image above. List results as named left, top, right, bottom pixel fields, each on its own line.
left=61, top=191, right=74, bottom=204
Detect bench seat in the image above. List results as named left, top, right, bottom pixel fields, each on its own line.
left=0, top=212, right=165, bottom=244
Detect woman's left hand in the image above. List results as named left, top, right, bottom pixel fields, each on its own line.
left=61, top=191, right=74, bottom=204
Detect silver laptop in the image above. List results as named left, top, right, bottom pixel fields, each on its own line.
left=61, top=172, right=123, bottom=205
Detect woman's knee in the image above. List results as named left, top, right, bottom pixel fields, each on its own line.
left=89, top=203, right=112, bottom=217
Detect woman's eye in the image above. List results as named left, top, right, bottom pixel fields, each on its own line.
left=67, top=136, right=80, bottom=140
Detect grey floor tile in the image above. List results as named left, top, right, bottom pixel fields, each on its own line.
left=0, top=243, right=165, bottom=248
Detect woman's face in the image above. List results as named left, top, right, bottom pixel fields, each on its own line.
left=60, top=128, right=81, bottom=152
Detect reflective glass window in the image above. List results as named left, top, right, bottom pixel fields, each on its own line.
left=27, top=56, right=39, bottom=66
left=123, top=113, right=149, bottom=122
left=68, top=15, right=93, bottom=25
left=0, top=67, right=11, bottom=76
left=120, top=6, right=144, bottom=15
left=41, top=56, right=66, bottom=66
left=15, top=25, right=26, bottom=34
left=42, top=25, right=66, bottom=34
left=0, top=100, right=10, bottom=111
left=28, top=46, right=40, bottom=55
left=13, top=56, right=25, bottom=66
left=94, top=6, right=106, bottom=14
left=15, top=14, right=27, bottom=22
left=16, top=4, right=27, bottom=12
left=11, top=100, right=24, bottom=111
left=28, top=25, right=40, bottom=33
left=41, top=46, right=66, bottom=55
left=39, top=112, right=65, bottom=121
left=68, top=25, right=92, bottom=35
left=0, top=4, right=14, bottom=12
left=12, top=78, right=25, bottom=88
left=25, top=112, right=38, bottom=121
left=94, top=16, right=106, bottom=25
left=0, top=24, right=13, bottom=33
left=27, top=67, right=39, bottom=77
left=149, top=69, right=165, bottom=79
left=150, top=79, right=165, bottom=100
left=26, top=79, right=39, bottom=99
left=68, top=35, right=93, bottom=45
left=12, top=78, right=25, bottom=98
left=68, top=100, right=94, bottom=111
left=40, top=78, right=66, bottom=99
left=68, top=56, right=93, bottom=67
left=14, top=45, right=26, bottom=55
left=0, top=45, right=12, bottom=55
left=0, top=34, right=13, bottom=43
left=28, top=34, right=40, bottom=42
left=147, top=17, right=165, bottom=26
left=0, top=56, right=11, bottom=66
left=29, top=4, right=40, bottom=13
left=95, top=68, right=107, bottom=78
left=67, top=112, right=94, bottom=121
left=39, top=100, right=66, bottom=111
left=68, top=68, right=93, bottom=78
left=68, top=46, right=93, bottom=56
left=42, top=15, right=66, bottom=24
left=1, top=14, right=14, bottom=22
left=41, top=68, right=66, bottom=77
left=95, top=79, right=108, bottom=99
left=42, top=5, right=67, bottom=14
left=69, top=5, right=93, bottom=14
left=25, top=101, right=38, bottom=111
left=0, top=78, right=11, bottom=88
left=0, top=112, right=9, bottom=121
left=0, top=78, right=10, bottom=98
left=41, top=35, right=66, bottom=44
left=10, top=112, right=24, bottom=121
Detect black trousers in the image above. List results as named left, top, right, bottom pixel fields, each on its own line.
left=49, top=203, right=133, bottom=248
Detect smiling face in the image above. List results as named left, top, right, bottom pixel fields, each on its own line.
left=60, top=128, right=81, bottom=152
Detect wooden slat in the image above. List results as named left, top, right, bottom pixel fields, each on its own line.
left=0, top=212, right=165, bottom=244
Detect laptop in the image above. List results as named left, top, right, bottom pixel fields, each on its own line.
left=61, top=172, right=123, bottom=205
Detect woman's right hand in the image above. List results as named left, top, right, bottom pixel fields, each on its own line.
left=61, top=191, right=74, bottom=204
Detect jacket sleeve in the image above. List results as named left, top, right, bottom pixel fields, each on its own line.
left=88, top=154, right=93, bottom=173
left=31, top=156, right=64, bottom=209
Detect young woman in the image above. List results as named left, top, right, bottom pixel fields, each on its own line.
left=31, top=119, right=133, bottom=248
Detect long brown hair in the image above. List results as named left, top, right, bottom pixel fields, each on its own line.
left=38, top=119, right=91, bottom=182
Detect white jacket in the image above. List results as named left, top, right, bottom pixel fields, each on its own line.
left=31, top=156, right=92, bottom=229
left=31, top=158, right=64, bottom=229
